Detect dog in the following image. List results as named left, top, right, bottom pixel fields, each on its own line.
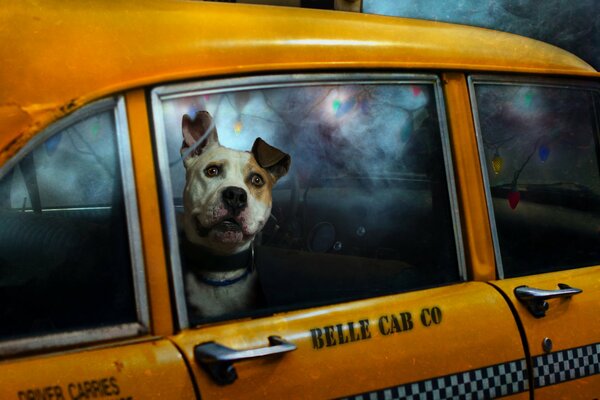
left=180, top=111, right=290, bottom=319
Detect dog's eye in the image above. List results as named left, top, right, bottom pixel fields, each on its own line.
left=250, top=174, right=264, bottom=187
left=205, top=166, right=220, bottom=177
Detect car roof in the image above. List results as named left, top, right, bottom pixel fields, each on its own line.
left=0, top=0, right=597, bottom=164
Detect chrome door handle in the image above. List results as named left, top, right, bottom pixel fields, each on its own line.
left=195, top=336, right=296, bottom=385
left=514, top=283, right=582, bottom=318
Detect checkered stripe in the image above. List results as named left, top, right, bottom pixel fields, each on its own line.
left=533, top=342, right=600, bottom=388
left=339, top=359, right=528, bottom=400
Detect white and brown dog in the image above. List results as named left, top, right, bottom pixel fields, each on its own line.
left=180, top=111, right=290, bottom=319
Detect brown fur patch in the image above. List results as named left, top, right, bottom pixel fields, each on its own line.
left=244, top=155, right=276, bottom=205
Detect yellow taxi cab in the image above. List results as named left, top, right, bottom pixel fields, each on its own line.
left=1, top=1, right=599, bottom=399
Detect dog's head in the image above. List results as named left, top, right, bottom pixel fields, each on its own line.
left=181, top=111, right=290, bottom=255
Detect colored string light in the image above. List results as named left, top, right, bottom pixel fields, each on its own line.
left=524, top=92, right=533, bottom=108
left=508, top=178, right=520, bottom=210
left=411, top=85, right=422, bottom=97
left=508, top=190, right=520, bottom=210
left=539, top=145, right=550, bottom=162
left=492, top=150, right=503, bottom=175
left=332, top=99, right=341, bottom=113
left=234, top=120, right=243, bottom=134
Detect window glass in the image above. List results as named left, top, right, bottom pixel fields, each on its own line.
left=473, top=81, right=600, bottom=277
left=154, top=77, right=462, bottom=324
left=0, top=109, right=138, bottom=341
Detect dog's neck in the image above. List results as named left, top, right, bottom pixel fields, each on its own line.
left=181, top=237, right=253, bottom=278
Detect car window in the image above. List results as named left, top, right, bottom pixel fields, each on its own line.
left=0, top=99, right=146, bottom=351
left=471, top=78, right=600, bottom=278
left=152, top=74, right=464, bottom=326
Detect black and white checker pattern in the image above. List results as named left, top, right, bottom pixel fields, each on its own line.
left=339, top=342, right=600, bottom=399
left=340, top=359, right=528, bottom=400
left=533, top=342, right=600, bottom=388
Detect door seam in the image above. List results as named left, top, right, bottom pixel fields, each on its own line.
left=168, top=336, right=203, bottom=400
left=487, top=281, right=534, bottom=400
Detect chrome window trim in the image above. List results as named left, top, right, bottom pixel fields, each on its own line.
left=468, top=74, right=600, bottom=91
left=0, top=323, right=145, bottom=357
left=0, top=97, right=149, bottom=357
left=151, top=91, right=190, bottom=328
left=468, top=76, right=505, bottom=279
left=468, top=74, right=600, bottom=279
left=115, top=96, right=150, bottom=330
left=151, top=73, right=466, bottom=330
left=432, top=77, right=467, bottom=282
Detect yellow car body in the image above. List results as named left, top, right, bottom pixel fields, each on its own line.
left=1, top=1, right=599, bottom=399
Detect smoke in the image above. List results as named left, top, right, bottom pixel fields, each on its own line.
left=162, top=83, right=439, bottom=198
left=363, top=0, right=600, bottom=70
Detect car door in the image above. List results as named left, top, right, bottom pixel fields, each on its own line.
left=470, top=75, right=600, bottom=399
left=152, top=73, right=530, bottom=399
left=0, top=98, right=196, bottom=400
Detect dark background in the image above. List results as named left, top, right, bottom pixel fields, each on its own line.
left=363, top=0, right=600, bottom=71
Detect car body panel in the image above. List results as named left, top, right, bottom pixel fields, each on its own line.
left=0, top=339, right=196, bottom=400
left=0, top=0, right=596, bottom=165
left=492, top=266, right=600, bottom=399
left=172, top=282, right=528, bottom=399
left=1, top=1, right=599, bottom=398
left=125, top=89, right=174, bottom=336
left=442, top=72, right=496, bottom=281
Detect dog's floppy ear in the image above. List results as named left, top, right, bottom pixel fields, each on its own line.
left=181, top=111, right=219, bottom=160
left=252, top=138, right=291, bottom=181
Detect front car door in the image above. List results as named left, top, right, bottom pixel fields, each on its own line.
left=152, top=73, right=530, bottom=399
left=470, top=75, right=600, bottom=398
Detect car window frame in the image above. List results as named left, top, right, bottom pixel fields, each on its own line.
left=151, top=72, right=467, bottom=330
left=469, top=74, right=600, bottom=279
left=0, top=96, right=149, bottom=357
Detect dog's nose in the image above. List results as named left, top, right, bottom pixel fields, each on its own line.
left=222, top=186, right=248, bottom=216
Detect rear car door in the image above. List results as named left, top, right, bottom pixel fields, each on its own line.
left=152, top=73, right=530, bottom=399
left=471, top=75, right=600, bottom=399
left=0, top=98, right=195, bottom=399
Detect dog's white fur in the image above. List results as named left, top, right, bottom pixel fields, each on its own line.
left=180, top=111, right=289, bottom=318
left=185, top=268, right=262, bottom=318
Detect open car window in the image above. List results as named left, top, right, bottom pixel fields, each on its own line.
left=471, top=77, right=600, bottom=278
left=152, top=74, right=465, bottom=326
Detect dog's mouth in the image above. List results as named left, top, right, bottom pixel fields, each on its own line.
left=215, top=218, right=243, bottom=232
left=196, top=217, right=243, bottom=237
left=196, top=216, right=248, bottom=245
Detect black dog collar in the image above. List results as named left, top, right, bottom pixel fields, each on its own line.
left=181, top=239, right=254, bottom=286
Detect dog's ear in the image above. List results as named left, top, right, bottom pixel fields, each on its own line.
left=181, top=111, right=219, bottom=160
left=252, top=138, right=291, bottom=181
